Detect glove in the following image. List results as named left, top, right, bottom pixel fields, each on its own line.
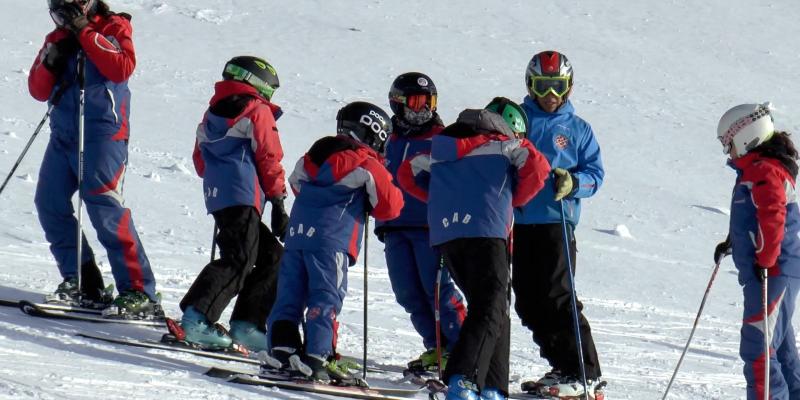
left=713, top=235, right=732, bottom=264
left=754, top=264, right=770, bottom=283
left=52, top=4, right=89, bottom=34
left=42, top=36, right=80, bottom=77
left=270, top=198, right=289, bottom=241
left=553, top=168, right=576, bottom=201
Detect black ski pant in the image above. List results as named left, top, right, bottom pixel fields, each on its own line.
left=440, top=238, right=510, bottom=394
left=180, top=205, right=283, bottom=329
left=511, top=223, right=601, bottom=379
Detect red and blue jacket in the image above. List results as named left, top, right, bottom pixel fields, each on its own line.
left=29, top=14, right=135, bottom=142
left=399, top=109, right=551, bottom=246
left=192, top=81, right=286, bottom=215
left=730, top=151, right=800, bottom=283
left=285, top=135, right=404, bottom=264
left=376, top=115, right=444, bottom=231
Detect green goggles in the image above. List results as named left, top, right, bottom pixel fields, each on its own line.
left=529, top=76, right=570, bottom=98
left=224, top=64, right=277, bottom=100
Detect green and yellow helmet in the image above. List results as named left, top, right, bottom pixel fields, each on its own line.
left=485, top=97, right=528, bottom=137
left=222, top=56, right=279, bottom=100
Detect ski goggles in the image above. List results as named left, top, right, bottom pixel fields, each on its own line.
left=391, top=93, right=437, bottom=112
left=529, top=76, right=571, bottom=98
left=223, top=63, right=278, bottom=100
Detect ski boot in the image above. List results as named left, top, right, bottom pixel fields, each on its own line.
left=80, top=284, right=114, bottom=309
left=178, top=306, right=233, bottom=349
left=292, top=353, right=365, bottom=386
left=480, top=387, right=506, bottom=400
left=446, top=374, right=480, bottom=400
left=229, top=320, right=268, bottom=352
left=45, top=277, right=80, bottom=304
left=408, top=348, right=448, bottom=371
left=547, top=376, right=607, bottom=400
left=520, top=369, right=561, bottom=395
left=103, top=290, right=164, bottom=319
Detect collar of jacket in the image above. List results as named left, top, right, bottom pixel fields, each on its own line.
left=522, top=95, right=575, bottom=117
left=210, top=80, right=282, bottom=119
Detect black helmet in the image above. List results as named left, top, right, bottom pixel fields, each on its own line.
left=336, top=101, right=392, bottom=153
left=388, top=72, right=438, bottom=125
left=222, top=56, right=279, bottom=100
left=48, top=0, right=96, bottom=13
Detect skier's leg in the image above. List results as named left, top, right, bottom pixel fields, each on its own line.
left=179, top=205, right=261, bottom=322
left=409, top=229, right=465, bottom=351
left=512, top=224, right=556, bottom=364
left=268, top=250, right=309, bottom=350
left=385, top=231, right=437, bottom=349
left=82, top=139, right=156, bottom=300
left=529, top=224, right=601, bottom=379
left=303, top=250, right=348, bottom=358
left=34, top=138, right=95, bottom=279
left=231, top=222, right=283, bottom=328
left=741, top=277, right=790, bottom=400
left=441, top=238, right=510, bottom=391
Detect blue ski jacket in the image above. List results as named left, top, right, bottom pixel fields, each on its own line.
left=514, top=97, right=604, bottom=227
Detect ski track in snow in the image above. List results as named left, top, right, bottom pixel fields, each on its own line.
left=3, top=0, right=800, bottom=398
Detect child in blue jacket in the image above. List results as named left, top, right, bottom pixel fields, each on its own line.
left=400, top=98, right=550, bottom=400
left=714, top=103, right=800, bottom=400
left=267, top=101, right=403, bottom=382
left=377, top=72, right=465, bottom=372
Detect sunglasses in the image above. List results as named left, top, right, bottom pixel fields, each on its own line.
left=391, top=93, right=437, bottom=112
left=529, top=76, right=571, bottom=98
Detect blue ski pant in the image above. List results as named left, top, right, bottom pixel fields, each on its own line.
left=34, top=136, right=156, bottom=300
left=384, top=230, right=465, bottom=352
left=267, top=249, right=348, bottom=357
left=741, top=275, right=800, bottom=400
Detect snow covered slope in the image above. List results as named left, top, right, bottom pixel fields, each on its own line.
left=1, top=0, right=799, bottom=398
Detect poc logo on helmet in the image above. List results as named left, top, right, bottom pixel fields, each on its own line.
left=359, top=111, right=388, bottom=142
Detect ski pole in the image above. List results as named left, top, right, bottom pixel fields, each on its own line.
left=363, top=212, right=369, bottom=381
left=434, top=256, right=444, bottom=381
left=762, top=272, right=770, bottom=400
left=75, top=52, right=87, bottom=301
left=0, top=80, right=71, bottom=197
left=559, top=199, right=589, bottom=400
left=660, top=261, right=721, bottom=400
left=210, top=223, right=218, bottom=262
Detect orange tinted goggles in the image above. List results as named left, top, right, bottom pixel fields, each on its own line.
left=394, top=94, right=437, bottom=112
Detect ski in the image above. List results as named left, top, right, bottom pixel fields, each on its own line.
left=0, top=299, right=104, bottom=315
left=511, top=380, right=608, bottom=400
left=77, top=331, right=260, bottom=364
left=0, top=299, right=19, bottom=307
left=204, top=366, right=424, bottom=400
left=19, top=301, right=165, bottom=326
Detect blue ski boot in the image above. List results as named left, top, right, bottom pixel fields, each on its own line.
left=180, top=306, right=232, bottom=349
left=229, top=320, right=268, bottom=352
left=446, top=374, right=480, bottom=400
left=480, top=387, right=507, bottom=400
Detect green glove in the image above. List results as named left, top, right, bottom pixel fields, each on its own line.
left=553, top=168, right=576, bottom=201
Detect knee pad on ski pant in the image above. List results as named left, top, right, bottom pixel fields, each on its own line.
left=269, top=320, right=303, bottom=351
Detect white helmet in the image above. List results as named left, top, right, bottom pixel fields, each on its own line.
left=717, top=102, right=775, bottom=157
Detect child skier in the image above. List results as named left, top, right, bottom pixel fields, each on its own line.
left=376, top=72, right=466, bottom=372
left=29, top=0, right=160, bottom=315
left=714, top=103, right=800, bottom=400
left=180, top=56, right=288, bottom=351
left=399, top=98, right=550, bottom=400
left=267, top=101, right=404, bottom=381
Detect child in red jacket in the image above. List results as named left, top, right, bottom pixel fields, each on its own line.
left=180, top=56, right=288, bottom=352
